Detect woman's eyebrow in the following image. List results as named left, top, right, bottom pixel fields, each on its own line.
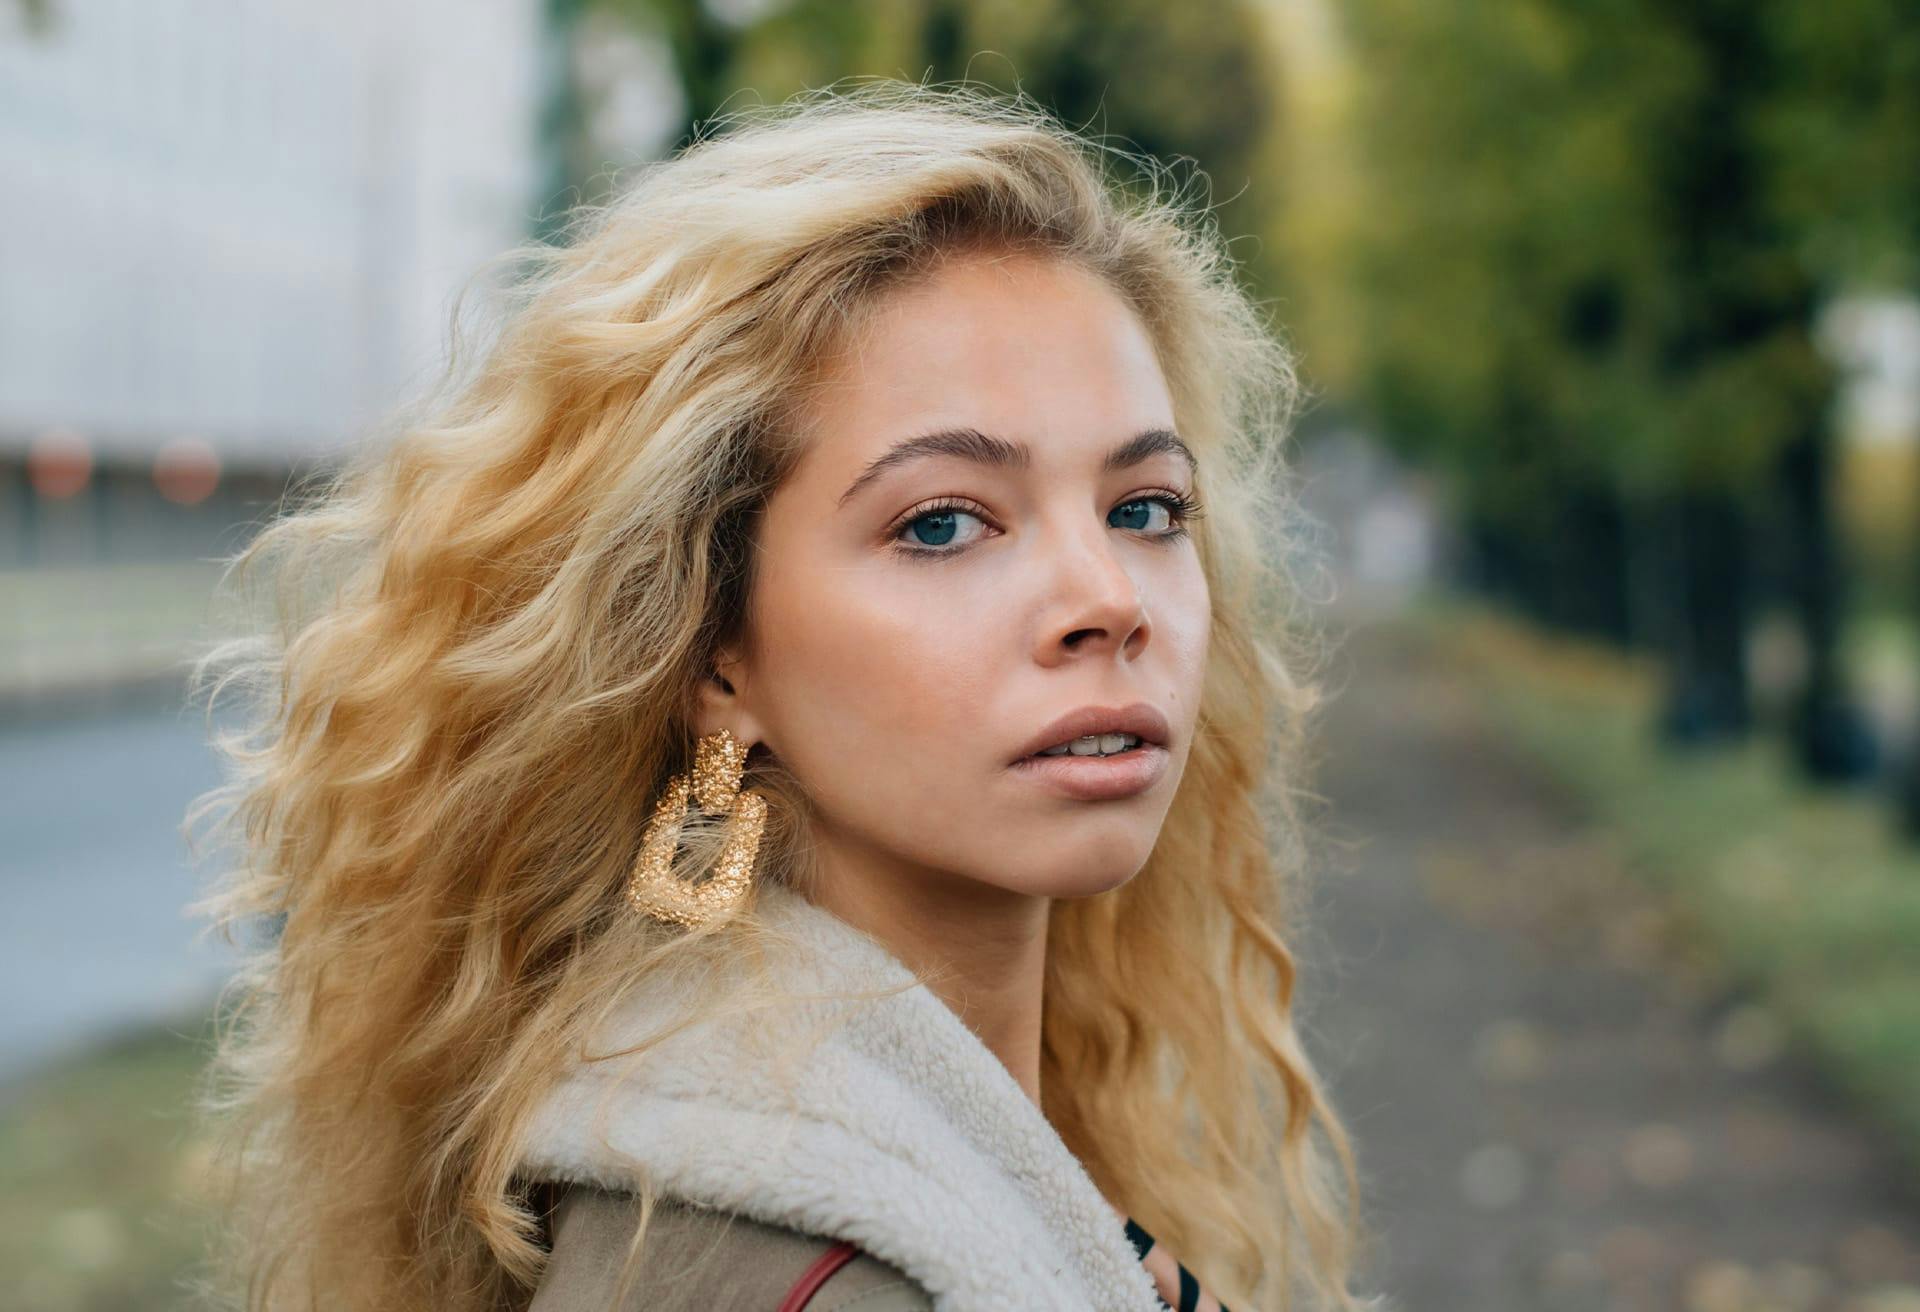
left=836, top=426, right=1195, bottom=508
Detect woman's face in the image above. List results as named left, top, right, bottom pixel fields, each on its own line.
left=708, top=247, right=1210, bottom=911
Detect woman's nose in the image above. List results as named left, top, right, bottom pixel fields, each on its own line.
left=1034, top=521, right=1151, bottom=660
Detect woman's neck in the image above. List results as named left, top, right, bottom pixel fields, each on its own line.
left=808, top=861, right=1053, bottom=1107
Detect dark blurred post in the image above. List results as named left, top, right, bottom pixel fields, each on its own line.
left=1777, top=414, right=1879, bottom=781
left=1658, top=487, right=1754, bottom=745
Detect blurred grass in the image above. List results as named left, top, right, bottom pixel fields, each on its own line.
left=1401, top=594, right=1920, bottom=1178
left=1, top=1018, right=220, bottom=1311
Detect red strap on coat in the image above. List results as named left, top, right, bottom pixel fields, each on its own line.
left=778, top=1239, right=861, bottom=1311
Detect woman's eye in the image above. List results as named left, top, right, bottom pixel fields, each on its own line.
left=888, top=492, right=1200, bottom=559
left=895, top=505, right=990, bottom=552
left=1109, top=497, right=1176, bottom=533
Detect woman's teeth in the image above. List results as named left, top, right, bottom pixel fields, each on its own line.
left=1036, top=732, right=1142, bottom=758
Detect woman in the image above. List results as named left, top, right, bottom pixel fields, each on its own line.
left=186, top=79, right=1374, bottom=1311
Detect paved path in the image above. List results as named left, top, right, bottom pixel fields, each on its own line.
left=1306, top=609, right=1920, bottom=1312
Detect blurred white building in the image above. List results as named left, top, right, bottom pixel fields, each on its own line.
left=0, top=0, right=548, bottom=562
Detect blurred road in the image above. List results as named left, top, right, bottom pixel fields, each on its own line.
left=0, top=700, right=241, bottom=1086
left=1309, top=607, right=1920, bottom=1312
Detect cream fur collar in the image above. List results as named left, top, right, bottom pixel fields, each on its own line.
left=515, top=880, right=1165, bottom=1311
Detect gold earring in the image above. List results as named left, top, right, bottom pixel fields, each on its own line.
left=626, top=727, right=768, bottom=929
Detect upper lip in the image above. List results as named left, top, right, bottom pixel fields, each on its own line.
left=1012, top=701, right=1171, bottom=762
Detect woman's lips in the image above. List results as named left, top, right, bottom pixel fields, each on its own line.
left=1009, top=702, right=1171, bottom=764
left=1008, top=742, right=1169, bottom=801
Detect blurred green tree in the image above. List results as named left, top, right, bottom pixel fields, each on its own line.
left=1308, top=0, right=1901, bottom=776
left=550, top=0, right=1286, bottom=293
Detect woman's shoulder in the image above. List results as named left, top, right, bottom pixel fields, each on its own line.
left=530, top=1182, right=934, bottom=1312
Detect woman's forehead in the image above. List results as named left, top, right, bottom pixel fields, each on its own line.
left=787, top=251, right=1178, bottom=489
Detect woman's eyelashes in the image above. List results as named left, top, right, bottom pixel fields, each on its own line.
left=885, top=489, right=1205, bottom=560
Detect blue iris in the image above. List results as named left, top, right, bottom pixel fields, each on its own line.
left=905, top=510, right=961, bottom=546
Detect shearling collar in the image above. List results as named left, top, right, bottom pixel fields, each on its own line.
left=515, top=880, right=1166, bottom=1311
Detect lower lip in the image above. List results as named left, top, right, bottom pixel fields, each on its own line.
left=1008, top=744, right=1169, bottom=801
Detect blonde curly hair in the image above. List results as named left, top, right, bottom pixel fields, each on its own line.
left=184, top=77, right=1375, bottom=1311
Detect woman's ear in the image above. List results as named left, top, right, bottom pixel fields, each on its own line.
left=696, top=650, right=765, bottom=747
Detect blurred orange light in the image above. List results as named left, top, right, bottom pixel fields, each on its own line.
left=28, top=427, right=93, bottom=499
left=153, top=436, right=221, bottom=505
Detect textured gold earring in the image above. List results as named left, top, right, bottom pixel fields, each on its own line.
left=626, top=727, right=768, bottom=929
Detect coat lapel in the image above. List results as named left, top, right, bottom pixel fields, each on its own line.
left=517, top=881, right=1166, bottom=1311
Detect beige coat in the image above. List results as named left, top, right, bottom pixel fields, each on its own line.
left=530, top=1183, right=932, bottom=1310
left=513, top=881, right=1167, bottom=1311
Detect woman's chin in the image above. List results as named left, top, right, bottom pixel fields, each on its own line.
left=968, top=860, right=1146, bottom=903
